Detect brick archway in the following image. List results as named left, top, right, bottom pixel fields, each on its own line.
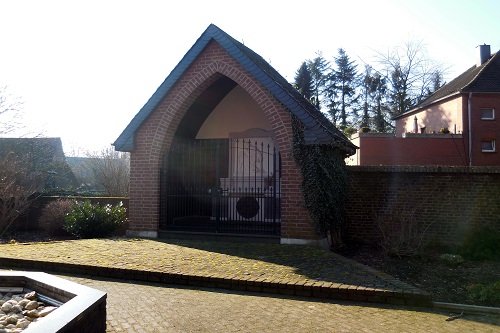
left=127, top=41, right=315, bottom=241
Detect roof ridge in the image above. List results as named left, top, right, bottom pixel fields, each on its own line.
left=461, top=51, right=498, bottom=91
left=114, top=24, right=355, bottom=154
left=394, top=50, right=500, bottom=119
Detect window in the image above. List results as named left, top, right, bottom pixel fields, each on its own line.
left=482, top=139, right=496, bottom=152
left=481, top=108, right=495, bottom=120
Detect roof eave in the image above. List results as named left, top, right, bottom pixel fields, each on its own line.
left=114, top=24, right=352, bottom=153
left=114, top=26, right=217, bottom=152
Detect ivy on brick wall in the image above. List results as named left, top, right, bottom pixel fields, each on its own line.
left=291, top=117, right=350, bottom=244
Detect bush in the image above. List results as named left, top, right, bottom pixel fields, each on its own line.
left=375, top=207, right=434, bottom=257
left=39, top=199, right=74, bottom=236
left=467, top=281, right=500, bottom=306
left=439, top=253, right=465, bottom=268
left=460, top=225, right=500, bottom=261
left=342, top=126, right=357, bottom=138
left=64, top=200, right=126, bottom=239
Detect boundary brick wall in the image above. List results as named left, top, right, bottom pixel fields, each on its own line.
left=345, top=166, right=500, bottom=247
left=348, top=133, right=467, bottom=166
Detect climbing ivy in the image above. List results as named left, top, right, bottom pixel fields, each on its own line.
left=291, top=117, right=350, bottom=246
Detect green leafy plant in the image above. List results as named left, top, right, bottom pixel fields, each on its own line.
left=342, top=126, right=357, bottom=138
left=64, top=200, right=126, bottom=239
left=467, top=281, right=500, bottom=306
left=460, top=225, right=500, bottom=261
left=291, top=117, right=350, bottom=248
left=439, top=253, right=465, bottom=267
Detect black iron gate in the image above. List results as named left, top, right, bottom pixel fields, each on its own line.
left=160, top=138, right=281, bottom=236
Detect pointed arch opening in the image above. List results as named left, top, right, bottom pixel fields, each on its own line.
left=160, top=76, right=281, bottom=236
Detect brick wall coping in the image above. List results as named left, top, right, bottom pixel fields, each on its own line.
left=351, top=133, right=464, bottom=139
left=347, top=165, right=500, bottom=174
left=351, top=133, right=395, bottom=139
left=402, top=133, right=463, bottom=139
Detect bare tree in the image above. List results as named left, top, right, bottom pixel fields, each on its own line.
left=0, top=86, right=25, bottom=137
left=0, top=87, right=45, bottom=236
left=374, top=38, right=448, bottom=119
left=83, top=147, right=130, bottom=196
left=0, top=152, right=43, bottom=236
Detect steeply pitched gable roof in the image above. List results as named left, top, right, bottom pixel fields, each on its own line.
left=395, top=50, right=500, bottom=119
left=114, top=24, right=356, bottom=155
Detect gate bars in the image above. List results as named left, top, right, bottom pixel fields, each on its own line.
left=160, top=138, right=281, bottom=236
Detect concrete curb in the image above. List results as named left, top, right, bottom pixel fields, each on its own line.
left=0, top=257, right=433, bottom=307
left=433, top=301, right=500, bottom=315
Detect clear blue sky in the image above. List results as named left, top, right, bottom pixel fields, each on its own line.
left=1, top=0, right=499, bottom=155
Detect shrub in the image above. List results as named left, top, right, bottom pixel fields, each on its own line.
left=460, top=225, right=500, bottom=261
left=39, top=199, right=74, bottom=236
left=467, top=281, right=500, bottom=306
left=439, top=253, right=465, bottom=268
left=64, top=200, right=126, bottom=239
left=342, top=126, right=357, bottom=138
left=375, top=206, right=434, bottom=257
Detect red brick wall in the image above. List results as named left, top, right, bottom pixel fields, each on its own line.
left=469, top=93, right=500, bottom=166
left=350, top=134, right=467, bottom=166
left=394, top=93, right=500, bottom=166
left=346, top=166, right=500, bottom=246
left=129, top=41, right=317, bottom=239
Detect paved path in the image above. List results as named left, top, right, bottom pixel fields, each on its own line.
left=0, top=237, right=498, bottom=331
left=60, top=274, right=499, bottom=333
left=0, top=238, right=430, bottom=306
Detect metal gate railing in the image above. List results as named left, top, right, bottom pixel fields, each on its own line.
left=160, top=138, right=281, bottom=236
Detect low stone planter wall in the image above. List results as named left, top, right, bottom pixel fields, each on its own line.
left=0, top=271, right=106, bottom=332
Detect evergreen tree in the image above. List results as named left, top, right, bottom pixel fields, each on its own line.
left=294, top=61, right=313, bottom=101
left=326, top=48, right=359, bottom=129
left=370, top=73, right=389, bottom=132
left=423, top=71, right=445, bottom=100
left=360, top=65, right=374, bottom=128
left=307, top=52, right=330, bottom=109
left=388, top=65, right=413, bottom=117
left=359, top=66, right=389, bottom=131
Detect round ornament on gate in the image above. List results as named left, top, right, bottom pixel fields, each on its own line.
left=236, top=196, right=260, bottom=219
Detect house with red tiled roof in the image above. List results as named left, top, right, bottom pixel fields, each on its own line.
left=348, top=45, right=500, bottom=166
left=114, top=24, right=355, bottom=245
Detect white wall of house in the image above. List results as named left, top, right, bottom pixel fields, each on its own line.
left=196, top=85, right=272, bottom=139
left=395, top=95, right=464, bottom=136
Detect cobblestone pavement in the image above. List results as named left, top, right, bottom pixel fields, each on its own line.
left=0, top=238, right=430, bottom=305
left=61, top=274, right=499, bottom=333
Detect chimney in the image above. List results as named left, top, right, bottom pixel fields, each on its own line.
left=477, top=44, right=491, bottom=66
